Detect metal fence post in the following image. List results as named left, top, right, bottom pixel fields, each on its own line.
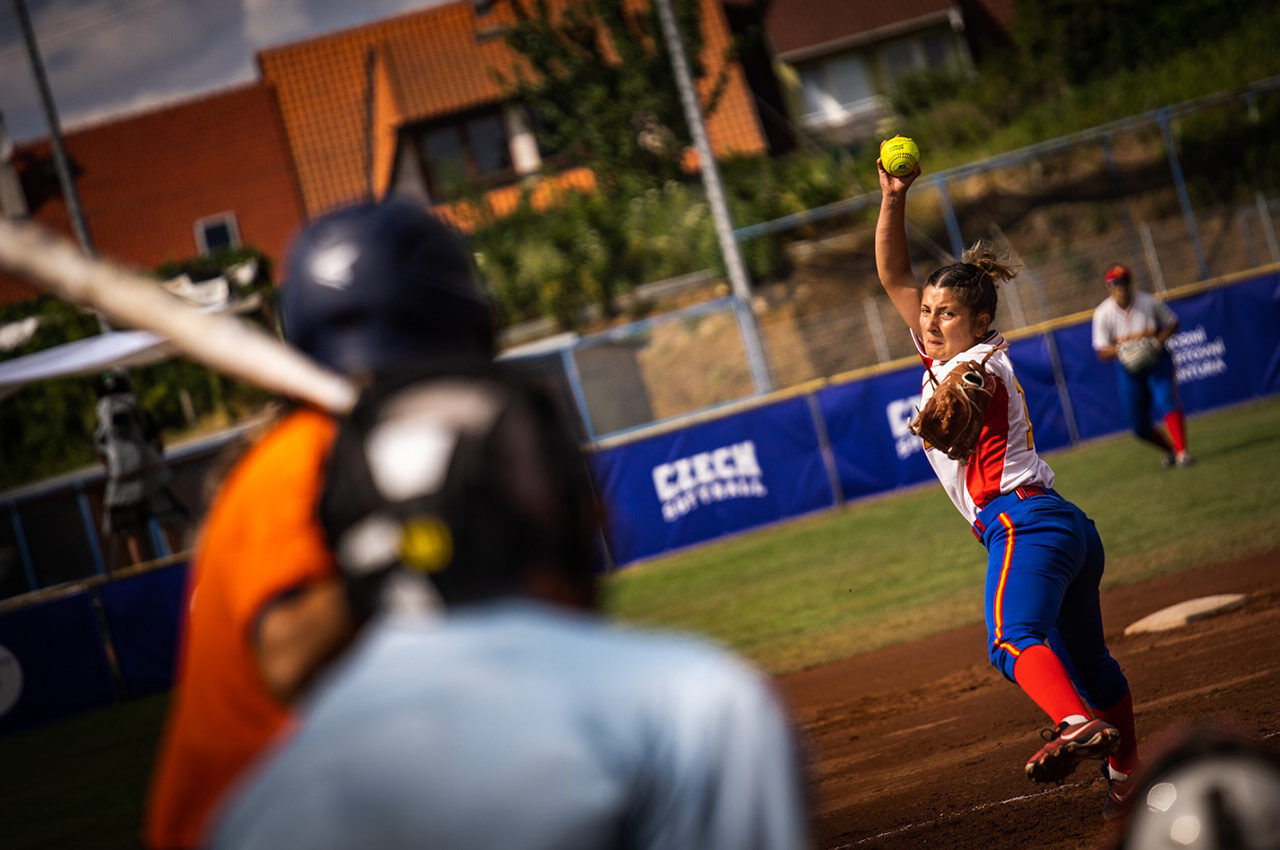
left=1157, top=109, right=1210, bottom=280
left=934, top=179, right=966, bottom=260
left=862, top=295, right=891, bottom=363
left=1139, top=222, right=1168, bottom=293
left=1255, top=192, right=1280, bottom=263
left=7, top=501, right=38, bottom=593
left=1025, top=268, right=1081, bottom=445
left=1100, top=133, right=1146, bottom=269
left=558, top=343, right=597, bottom=443
left=805, top=392, right=844, bottom=508
left=75, top=482, right=107, bottom=577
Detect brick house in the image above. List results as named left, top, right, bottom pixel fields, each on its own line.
left=749, top=0, right=1014, bottom=144
left=0, top=83, right=305, bottom=308
left=257, top=0, right=770, bottom=222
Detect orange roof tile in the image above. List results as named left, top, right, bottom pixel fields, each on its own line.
left=0, top=83, right=304, bottom=307
left=259, top=0, right=765, bottom=219
left=764, top=0, right=960, bottom=59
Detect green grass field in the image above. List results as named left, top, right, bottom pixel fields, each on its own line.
left=602, top=394, right=1280, bottom=674
left=2, top=395, right=1278, bottom=849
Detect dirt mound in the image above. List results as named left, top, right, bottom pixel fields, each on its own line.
left=778, top=548, right=1280, bottom=849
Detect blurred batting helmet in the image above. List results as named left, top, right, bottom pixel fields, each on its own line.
left=280, top=198, right=496, bottom=376
left=319, top=365, right=602, bottom=616
left=1116, top=726, right=1280, bottom=850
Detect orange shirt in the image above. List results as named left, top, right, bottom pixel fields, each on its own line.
left=144, top=409, right=337, bottom=849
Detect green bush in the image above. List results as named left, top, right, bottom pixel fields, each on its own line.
left=0, top=253, right=277, bottom=489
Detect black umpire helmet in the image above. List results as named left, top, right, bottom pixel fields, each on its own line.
left=319, top=364, right=603, bottom=616
left=280, top=198, right=496, bottom=377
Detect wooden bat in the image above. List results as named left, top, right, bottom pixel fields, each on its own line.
left=0, top=217, right=357, bottom=414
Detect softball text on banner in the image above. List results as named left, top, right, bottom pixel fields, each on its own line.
left=589, top=396, right=835, bottom=565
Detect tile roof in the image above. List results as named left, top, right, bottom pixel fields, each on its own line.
left=259, top=0, right=766, bottom=219
left=0, top=83, right=304, bottom=307
left=763, top=0, right=960, bottom=58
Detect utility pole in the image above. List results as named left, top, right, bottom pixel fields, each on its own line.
left=652, top=0, right=771, bottom=394
left=12, top=0, right=108, bottom=331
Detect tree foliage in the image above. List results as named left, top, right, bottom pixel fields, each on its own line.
left=0, top=249, right=276, bottom=488
left=1011, top=0, right=1276, bottom=89
left=494, top=0, right=730, bottom=190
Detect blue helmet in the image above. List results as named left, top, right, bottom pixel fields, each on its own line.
left=280, top=198, right=496, bottom=376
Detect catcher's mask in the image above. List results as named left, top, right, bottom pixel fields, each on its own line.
left=319, top=363, right=603, bottom=616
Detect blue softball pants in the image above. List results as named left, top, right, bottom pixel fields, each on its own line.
left=1116, top=351, right=1179, bottom=436
left=973, top=487, right=1129, bottom=711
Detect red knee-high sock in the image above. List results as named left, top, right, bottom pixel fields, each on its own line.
left=1012, top=644, right=1090, bottom=725
left=1094, top=688, right=1139, bottom=775
left=1164, top=411, right=1187, bottom=454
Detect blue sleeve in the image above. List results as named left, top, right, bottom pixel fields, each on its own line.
left=633, top=658, right=813, bottom=850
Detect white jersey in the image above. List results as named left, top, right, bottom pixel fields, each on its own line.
left=1091, top=291, right=1178, bottom=350
left=912, top=330, right=1054, bottom=525
left=208, top=601, right=811, bottom=850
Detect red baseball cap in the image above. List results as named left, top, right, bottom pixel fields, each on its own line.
left=1104, top=264, right=1132, bottom=286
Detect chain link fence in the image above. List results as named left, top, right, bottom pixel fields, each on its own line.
left=5, top=80, right=1280, bottom=600
left=501, top=78, right=1280, bottom=441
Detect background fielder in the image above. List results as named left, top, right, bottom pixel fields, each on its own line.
left=1091, top=263, right=1192, bottom=468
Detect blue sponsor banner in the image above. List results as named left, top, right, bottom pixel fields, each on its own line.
left=817, top=367, right=931, bottom=499
left=1166, top=275, right=1280, bottom=408
left=590, top=396, right=834, bottom=565
left=0, top=592, right=117, bottom=736
left=1060, top=275, right=1280, bottom=440
left=98, top=562, right=188, bottom=697
left=1054, top=320, right=1127, bottom=441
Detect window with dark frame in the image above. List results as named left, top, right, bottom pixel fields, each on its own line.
left=194, top=212, right=240, bottom=255
left=411, top=108, right=514, bottom=200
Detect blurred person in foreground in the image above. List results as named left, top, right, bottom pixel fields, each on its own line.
left=144, top=198, right=497, bottom=849
left=1091, top=263, right=1192, bottom=468
left=1104, top=722, right=1280, bottom=850
left=205, top=365, right=813, bottom=850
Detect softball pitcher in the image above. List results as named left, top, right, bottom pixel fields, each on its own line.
left=875, top=154, right=1139, bottom=818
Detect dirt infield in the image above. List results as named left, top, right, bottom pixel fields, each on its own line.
left=777, top=548, right=1280, bottom=850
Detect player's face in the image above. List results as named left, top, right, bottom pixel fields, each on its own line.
left=1108, top=279, right=1133, bottom=308
left=920, top=285, right=988, bottom=361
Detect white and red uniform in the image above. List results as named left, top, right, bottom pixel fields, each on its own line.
left=912, top=330, right=1054, bottom=525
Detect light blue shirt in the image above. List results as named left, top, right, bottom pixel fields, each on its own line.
left=209, top=600, right=811, bottom=850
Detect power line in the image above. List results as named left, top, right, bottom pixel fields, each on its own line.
left=0, top=0, right=174, bottom=61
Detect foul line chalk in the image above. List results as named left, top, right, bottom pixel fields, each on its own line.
left=831, top=780, right=1090, bottom=848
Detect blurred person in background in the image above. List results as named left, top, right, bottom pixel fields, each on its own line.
left=207, top=366, right=813, bottom=850
left=1091, top=263, right=1192, bottom=468
left=93, top=370, right=189, bottom=568
left=144, top=198, right=497, bottom=850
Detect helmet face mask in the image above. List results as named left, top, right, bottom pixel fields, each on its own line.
left=280, top=199, right=497, bottom=378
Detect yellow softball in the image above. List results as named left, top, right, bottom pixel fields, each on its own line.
left=880, top=136, right=920, bottom=178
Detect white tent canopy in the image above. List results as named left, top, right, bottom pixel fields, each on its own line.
left=0, top=290, right=262, bottom=401
left=0, top=329, right=177, bottom=401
